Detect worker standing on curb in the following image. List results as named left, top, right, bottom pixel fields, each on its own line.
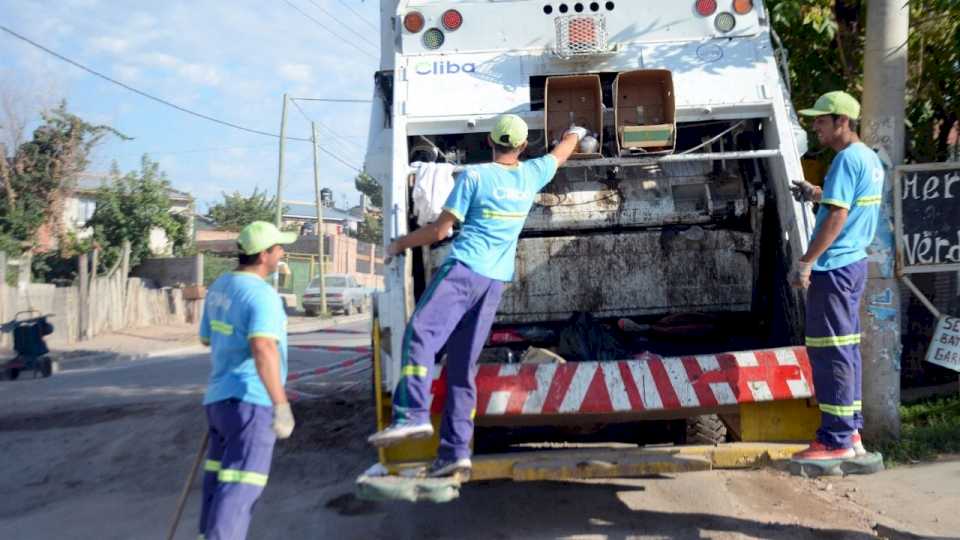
left=789, top=92, right=884, bottom=461
left=367, top=114, right=585, bottom=478
left=197, top=221, right=297, bottom=539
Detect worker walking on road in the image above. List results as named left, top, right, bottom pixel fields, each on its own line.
left=367, top=114, right=586, bottom=477
left=198, top=221, right=297, bottom=539
left=789, top=92, right=884, bottom=461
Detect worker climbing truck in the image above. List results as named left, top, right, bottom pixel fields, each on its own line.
left=362, top=0, right=822, bottom=487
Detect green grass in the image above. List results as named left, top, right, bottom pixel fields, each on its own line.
left=874, top=393, right=960, bottom=465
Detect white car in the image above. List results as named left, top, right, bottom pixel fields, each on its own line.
left=302, top=274, right=369, bottom=316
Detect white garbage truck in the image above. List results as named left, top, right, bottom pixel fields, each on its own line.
left=363, top=0, right=822, bottom=481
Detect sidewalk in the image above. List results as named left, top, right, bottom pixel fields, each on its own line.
left=47, top=313, right=370, bottom=370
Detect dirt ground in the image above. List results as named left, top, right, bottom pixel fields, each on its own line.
left=1, top=384, right=958, bottom=540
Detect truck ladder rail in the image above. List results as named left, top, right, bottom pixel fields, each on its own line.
left=560, top=149, right=782, bottom=169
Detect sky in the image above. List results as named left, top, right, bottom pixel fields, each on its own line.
left=0, top=0, right=381, bottom=212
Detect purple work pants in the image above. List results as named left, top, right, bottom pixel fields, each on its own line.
left=199, top=399, right=276, bottom=540
left=392, top=260, right=504, bottom=460
left=805, top=259, right=867, bottom=449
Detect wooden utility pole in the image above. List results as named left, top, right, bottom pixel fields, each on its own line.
left=311, top=123, right=327, bottom=315
left=274, top=93, right=289, bottom=289
left=860, top=0, right=909, bottom=441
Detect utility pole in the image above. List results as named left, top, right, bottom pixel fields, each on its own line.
left=311, top=123, right=327, bottom=316
left=274, top=93, right=289, bottom=289
left=859, top=0, right=909, bottom=442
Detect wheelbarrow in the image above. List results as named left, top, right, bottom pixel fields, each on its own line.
left=1, top=310, right=58, bottom=380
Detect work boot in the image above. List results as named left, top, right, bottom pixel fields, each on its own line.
left=367, top=421, right=434, bottom=448
left=425, top=457, right=472, bottom=479
left=792, top=440, right=855, bottom=461
left=851, top=432, right=867, bottom=457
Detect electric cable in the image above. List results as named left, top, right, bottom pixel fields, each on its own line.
left=280, top=0, right=378, bottom=60
left=335, top=0, right=379, bottom=31
left=305, top=0, right=379, bottom=49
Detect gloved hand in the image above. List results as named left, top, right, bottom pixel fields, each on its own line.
left=272, top=402, right=295, bottom=439
left=791, top=180, right=820, bottom=203
left=789, top=259, right=815, bottom=289
left=564, top=125, right=588, bottom=142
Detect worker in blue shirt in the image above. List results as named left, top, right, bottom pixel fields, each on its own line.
left=790, top=91, right=884, bottom=461
left=198, top=221, right=297, bottom=539
left=367, top=114, right=585, bottom=478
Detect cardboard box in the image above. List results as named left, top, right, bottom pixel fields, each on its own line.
left=544, top=75, right=603, bottom=159
left=613, top=70, right=676, bottom=153
left=182, top=285, right=206, bottom=301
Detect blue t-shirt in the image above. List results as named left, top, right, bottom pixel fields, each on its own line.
left=812, top=142, right=885, bottom=271
left=442, top=155, right=559, bottom=281
left=200, top=271, right=288, bottom=407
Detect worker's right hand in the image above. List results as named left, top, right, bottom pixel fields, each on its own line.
left=789, top=259, right=815, bottom=289
left=564, top=126, right=588, bottom=142
left=272, top=402, right=295, bottom=439
left=790, top=180, right=819, bottom=203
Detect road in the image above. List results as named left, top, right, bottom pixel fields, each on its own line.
left=0, top=317, right=957, bottom=539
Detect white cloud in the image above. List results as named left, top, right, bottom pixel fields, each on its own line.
left=178, top=64, right=222, bottom=87
left=277, top=63, right=314, bottom=83
left=90, top=36, right=130, bottom=54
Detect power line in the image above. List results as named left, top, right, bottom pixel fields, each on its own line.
left=335, top=0, right=379, bottom=31
left=0, top=24, right=314, bottom=143
left=288, top=98, right=364, bottom=170
left=281, top=0, right=378, bottom=60
left=305, top=0, right=380, bottom=49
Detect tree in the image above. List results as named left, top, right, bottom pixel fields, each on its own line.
left=0, top=102, right=123, bottom=255
left=206, top=188, right=283, bottom=231
left=767, top=0, right=960, bottom=163
left=85, top=156, right=186, bottom=269
left=355, top=172, right=383, bottom=208
left=355, top=212, right=383, bottom=244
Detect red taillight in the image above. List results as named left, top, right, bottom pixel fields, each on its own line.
left=695, top=0, right=717, bottom=16
left=441, top=9, right=463, bottom=31
left=403, top=11, right=424, bottom=33
left=733, top=0, right=753, bottom=14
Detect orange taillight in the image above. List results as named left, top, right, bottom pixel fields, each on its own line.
left=403, top=11, right=425, bottom=33
left=733, top=0, right=754, bottom=14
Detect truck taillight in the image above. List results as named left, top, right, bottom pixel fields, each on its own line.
left=714, top=12, right=736, bottom=32
left=422, top=28, right=445, bottom=49
left=733, top=0, right=754, bottom=14
left=403, top=11, right=424, bottom=33
left=695, top=0, right=717, bottom=16
left=441, top=9, right=463, bottom=31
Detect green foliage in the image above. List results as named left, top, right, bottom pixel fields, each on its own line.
left=203, top=254, right=235, bottom=286
left=354, top=172, right=383, bottom=208
left=30, top=232, right=94, bottom=284
left=767, top=0, right=960, bottom=162
left=206, top=188, right=282, bottom=231
left=0, top=102, right=124, bottom=256
left=356, top=212, right=383, bottom=245
left=85, top=156, right=185, bottom=270
left=875, top=394, right=960, bottom=465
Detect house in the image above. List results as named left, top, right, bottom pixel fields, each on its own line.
left=282, top=200, right=361, bottom=236
left=38, top=173, right=194, bottom=254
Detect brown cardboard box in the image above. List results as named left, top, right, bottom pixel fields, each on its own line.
left=182, top=285, right=206, bottom=300
left=544, top=75, right=603, bottom=159
left=613, top=70, right=676, bottom=153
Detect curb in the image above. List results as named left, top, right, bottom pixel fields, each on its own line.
left=288, top=313, right=370, bottom=334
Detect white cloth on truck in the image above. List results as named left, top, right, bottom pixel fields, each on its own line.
left=411, top=161, right=457, bottom=227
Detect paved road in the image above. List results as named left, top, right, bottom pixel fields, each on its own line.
left=1, top=316, right=957, bottom=539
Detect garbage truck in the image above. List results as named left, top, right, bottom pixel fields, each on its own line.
left=362, top=0, right=822, bottom=482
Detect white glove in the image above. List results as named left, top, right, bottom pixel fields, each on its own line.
left=564, top=125, right=588, bottom=142
left=791, top=180, right=819, bottom=203
left=789, top=259, right=815, bottom=289
left=272, top=402, right=295, bottom=439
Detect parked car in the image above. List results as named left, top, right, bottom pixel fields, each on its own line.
left=302, top=274, right=369, bottom=316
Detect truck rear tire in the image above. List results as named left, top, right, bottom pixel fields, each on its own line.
left=685, top=414, right=727, bottom=446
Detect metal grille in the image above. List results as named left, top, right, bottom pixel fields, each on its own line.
left=554, top=15, right=608, bottom=58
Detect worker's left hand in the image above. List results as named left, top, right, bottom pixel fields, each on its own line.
left=272, top=402, right=295, bottom=439
left=791, top=180, right=819, bottom=202
left=564, top=125, right=588, bottom=142
left=789, top=259, right=815, bottom=289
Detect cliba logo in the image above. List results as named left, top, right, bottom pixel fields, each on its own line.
left=414, top=61, right=476, bottom=75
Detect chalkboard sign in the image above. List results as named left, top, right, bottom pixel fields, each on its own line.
left=894, top=163, right=960, bottom=274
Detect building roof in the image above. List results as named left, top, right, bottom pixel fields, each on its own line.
left=74, top=173, right=193, bottom=203
left=283, top=201, right=360, bottom=223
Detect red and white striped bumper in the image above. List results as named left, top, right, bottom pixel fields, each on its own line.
left=428, top=347, right=813, bottom=418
